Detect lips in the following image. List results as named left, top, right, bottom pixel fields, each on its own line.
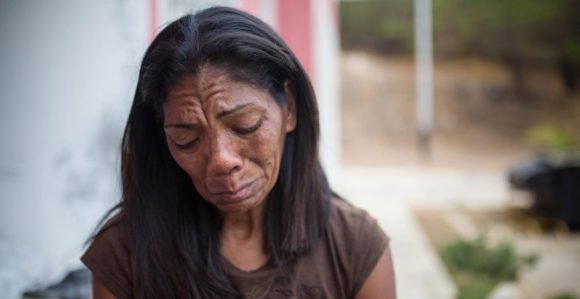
left=210, top=180, right=256, bottom=204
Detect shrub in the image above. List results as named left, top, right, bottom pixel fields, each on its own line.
left=441, top=235, right=538, bottom=299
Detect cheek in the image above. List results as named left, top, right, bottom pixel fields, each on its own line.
left=244, top=124, right=286, bottom=174
left=171, top=151, right=210, bottom=195
left=167, top=143, right=205, bottom=181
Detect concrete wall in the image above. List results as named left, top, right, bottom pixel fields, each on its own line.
left=0, top=1, right=148, bottom=295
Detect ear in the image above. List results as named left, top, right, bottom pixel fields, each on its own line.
left=283, top=80, right=297, bottom=133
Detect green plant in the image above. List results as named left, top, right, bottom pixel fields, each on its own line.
left=441, top=235, right=539, bottom=299
left=526, top=123, right=578, bottom=154
left=547, top=293, right=579, bottom=299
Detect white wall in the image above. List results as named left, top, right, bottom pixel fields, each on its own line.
left=0, top=0, right=148, bottom=294
left=313, top=0, right=341, bottom=185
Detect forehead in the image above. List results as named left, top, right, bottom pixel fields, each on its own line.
left=163, top=66, right=272, bottom=114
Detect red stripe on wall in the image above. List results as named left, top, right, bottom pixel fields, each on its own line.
left=241, top=0, right=260, bottom=17
left=149, top=0, right=158, bottom=41
left=277, top=0, right=313, bottom=80
left=327, top=0, right=338, bottom=26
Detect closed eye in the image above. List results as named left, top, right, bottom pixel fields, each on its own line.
left=175, top=138, right=199, bottom=150
left=233, top=119, right=262, bottom=135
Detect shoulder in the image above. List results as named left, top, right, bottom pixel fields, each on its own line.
left=84, top=213, right=128, bottom=255
left=328, top=198, right=390, bottom=244
left=324, top=198, right=390, bottom=297
left=81, top=213, right=132, bottom=299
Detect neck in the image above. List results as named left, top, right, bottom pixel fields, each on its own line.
left=220, top=206, right=263, bottom=242
left=219, top=204, right=269, bottom=271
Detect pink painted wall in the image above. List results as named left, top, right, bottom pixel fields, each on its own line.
left=277, top=0, right=312, bottom=78
left=240, top=0, right=261, bottom=16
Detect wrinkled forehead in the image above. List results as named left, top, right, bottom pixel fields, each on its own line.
left=162, top=65, right=277, bottom=122
left=166, top=64, right=260, bottom=98
left=164, top=66, right=250, bottom=108
left=166, top=68, right=220, bottom=99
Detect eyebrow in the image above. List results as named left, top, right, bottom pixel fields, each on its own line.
left=216, top=103, right=254, bottom=118
left=164, top=103, right=256, bottom=129
left=164, top=123, right=199, bottom=129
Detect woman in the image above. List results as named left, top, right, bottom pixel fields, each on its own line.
left=82, top=6, right=395, bottom=299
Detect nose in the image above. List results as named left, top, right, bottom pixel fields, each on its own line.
left=205, top=134, right=242, bottom=176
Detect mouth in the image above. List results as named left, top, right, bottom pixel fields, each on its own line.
left=211, top=180, right=257, bottom=204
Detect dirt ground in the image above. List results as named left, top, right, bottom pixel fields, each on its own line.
left=340, top=51, right=580, bottom=171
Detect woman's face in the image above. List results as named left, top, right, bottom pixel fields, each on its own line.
left=163, top=66, right=296, bottom=214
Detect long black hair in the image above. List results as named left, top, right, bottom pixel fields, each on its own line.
left=100, top=6, right=331, bottom=298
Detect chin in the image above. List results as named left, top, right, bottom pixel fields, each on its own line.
left=212, top=193, right=267, bottom=215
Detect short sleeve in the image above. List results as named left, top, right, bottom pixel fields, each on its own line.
left=350, top=211, right=390, bottom=297
left=81, top=219, right=132, bottom=299
left=329, top=199, right=390, bottom=298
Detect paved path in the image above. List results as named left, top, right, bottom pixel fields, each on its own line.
left=334, top=166, right=510, bottom=299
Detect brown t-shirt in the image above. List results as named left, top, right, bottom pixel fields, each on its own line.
left=81, top=199, right=390, bottom=299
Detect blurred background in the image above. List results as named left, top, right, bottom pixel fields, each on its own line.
left=0, top=0, right=579, bottom=299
